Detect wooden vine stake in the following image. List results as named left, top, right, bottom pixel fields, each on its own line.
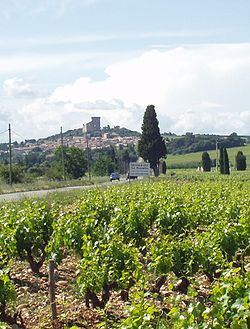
left=49, top=259, right=57, bottom=324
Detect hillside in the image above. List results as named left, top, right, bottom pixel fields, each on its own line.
left=102, top=125, right=141, bottom=137
left=166, top=143, right=250, bottom=169
left=38, top=128, right=83, bottom=142
left=37, top=126, right=140, bottom=143
left=165, top=132, right=246, bottom=155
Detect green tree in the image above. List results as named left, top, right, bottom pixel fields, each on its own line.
left=107, top=145, right=116, bottom=163
left=45, top=163, right=63, bottom=180
left=92, top=155, right=115, bottom=176
left=219, top=147, right=230, bottom=175
left=138, top=105, right=167, bottom=176
left=25, top=149, right=46, bottom=167
left=201, top=151, right=211, bottom=172
left=235, top=151, right=246, bottom=171
left=54, top=146, right=87, bottom=179
left=117, top=149, right=130, bottom=174
left=0, top=164, right=24, bottom=184
left=161, top=160, right=167, bottom=174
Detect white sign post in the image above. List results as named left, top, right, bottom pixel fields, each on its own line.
left=129, top=162, right=150, bottom=177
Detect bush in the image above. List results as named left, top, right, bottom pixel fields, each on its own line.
left=161, top=160, right=167, bottom=174
left=235, top=151, right=247, bottom=171
left=0, top=165, right=24, bottom=184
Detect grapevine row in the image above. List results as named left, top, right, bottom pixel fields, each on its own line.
left=0, top=178, right=249, bottom=328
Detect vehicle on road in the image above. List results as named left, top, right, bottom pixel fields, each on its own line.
left=110, top=173, right=120, bottom=181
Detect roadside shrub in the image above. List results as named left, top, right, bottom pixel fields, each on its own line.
left=0, top=165, right=24, bottom=184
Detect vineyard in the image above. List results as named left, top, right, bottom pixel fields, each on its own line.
left=0, top=174, right=250, bottom=328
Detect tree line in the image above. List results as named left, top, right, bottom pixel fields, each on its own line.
left=0, top=104, right=248, bottom=183
left=201, top=149, right=247, bottom=174
left=166, top=132, right=245, bottom=155
left=0, top=144, right=138, bottom=184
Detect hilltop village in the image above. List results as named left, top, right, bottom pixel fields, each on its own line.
left=4, top=117, right=140, bottom=157
left=0, top=116, right=247, bottom=170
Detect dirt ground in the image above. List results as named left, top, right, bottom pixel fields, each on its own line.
left=9, top=256, right=105, bottom=329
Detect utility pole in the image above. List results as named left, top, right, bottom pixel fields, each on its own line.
left=8, top=123, right=12, bottom=186
left=60, top=126, right=65, bottom=180
left=216, top=139, right=218, bottom=172
left=83, top=124, right=91, bottom=182
left=86, top=134, right=91, bottom=182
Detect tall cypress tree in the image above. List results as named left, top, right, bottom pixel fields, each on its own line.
left=219, top=147, right=224, bottom=174
left=219, top=147, right=230, bottom=175
left=224, top=147, right=230, bottom=174
left=161, top=160, right=167, bottom=174
left=138, top=105, right=167, bottom=176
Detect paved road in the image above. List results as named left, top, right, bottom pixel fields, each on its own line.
left=0, top=180, right=124, bottom=202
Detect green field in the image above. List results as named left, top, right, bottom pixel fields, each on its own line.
left=1, top=177, right=249, bottom=328
left=166, top=143, right=250, bottom=169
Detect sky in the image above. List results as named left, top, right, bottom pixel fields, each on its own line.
left=1, top=0, right=250, bottom=141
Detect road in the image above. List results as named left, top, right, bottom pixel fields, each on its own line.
left=0, top=180, right=125, bottom=202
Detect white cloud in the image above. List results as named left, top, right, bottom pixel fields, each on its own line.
left=169, top=110, right=250, bottom=135
left=19, top=96, right=142, bottom=138
left=3, top=77, right=37, bottom=97
left=75, top=99, right=127, bottom=111
left=0, top=107, right=10, bottom=122
left=3, top=43, right=250, bottom=139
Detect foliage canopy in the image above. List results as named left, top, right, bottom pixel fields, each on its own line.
left=219, top=147, right=230, bottom=175
left=202, top=151, right=211, bottom=172
left=54, top=146, right=87, bottom=179
left=235, top=151, right=247, bottom=171
left=138, top=105, right=166, bottom=176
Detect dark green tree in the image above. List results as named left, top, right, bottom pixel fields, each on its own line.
left=201, top=152, right=211, bottom=172
left=0, top=164, right=24, bottom=184
left=54, top=146, right=87, bottom=179
left=219, top=147, right=230, bottom=175
left=92, top=155, right=115, bottom=176
left=25, top=150, right=46, bottom=167
left=235, top=151, right=246, bottom=171
left=138, top=105, right=167, bottom=176
left=219, top=147, right=224, bottom=174
left=45, top=163, right=63, bottom=180
left=107, top=145, right=116, bottom=163
left=161, top=160, right=167, bottom=174
left=118, top=149, right=130, bottom=174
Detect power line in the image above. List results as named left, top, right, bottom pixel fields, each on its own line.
left=12, top=129, right=26, bottom=141
left=0, top=129, right=8, bottom=135
left=0, top=126, right=26, bottom=142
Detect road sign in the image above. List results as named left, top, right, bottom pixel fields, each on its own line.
left=129, top=162, right=150, bottom=176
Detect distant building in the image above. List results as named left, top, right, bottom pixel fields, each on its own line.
left=103, top=132, right=119, bottom=139
left=83, top=117, right=101, bottom=136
